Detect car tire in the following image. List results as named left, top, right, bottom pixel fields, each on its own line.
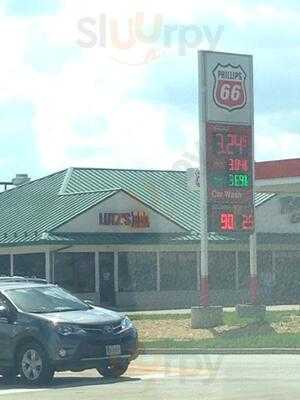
left=97, top=362, right=129, bottom=378
left=17, top=342, right=54, bottom=386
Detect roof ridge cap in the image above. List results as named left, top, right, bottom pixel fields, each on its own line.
left=59, top=187, right=122, bottom=196
left=0, top=169, right=68, bottom=196
left=58, top=167, right=73, bottom=195
left=72, top=166, right=186, bottom=173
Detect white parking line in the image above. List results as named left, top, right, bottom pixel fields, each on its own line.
left=0, top=388, right=47, bottom=395
left=0, top=365, right=213, bottom=396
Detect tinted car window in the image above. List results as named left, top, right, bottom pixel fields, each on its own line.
left=4, top=286, right=90, bottom=313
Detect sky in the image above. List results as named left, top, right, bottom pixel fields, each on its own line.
left=1, top=0, right=300, bottom=181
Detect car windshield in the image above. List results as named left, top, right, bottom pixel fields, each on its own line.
left=4, top=286, right=90, bottom=313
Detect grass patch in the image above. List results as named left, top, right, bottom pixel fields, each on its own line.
left=141, top=333, right=300, bottom=349
left=128, top=313, right=189, bottom=321
left=224, top=310, right=297, bottom=325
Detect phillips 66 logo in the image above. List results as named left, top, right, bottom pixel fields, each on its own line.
left=213, top=63, right=247, bottom=111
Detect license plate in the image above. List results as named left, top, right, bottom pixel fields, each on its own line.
left=106, top=344, right=121, bottom=356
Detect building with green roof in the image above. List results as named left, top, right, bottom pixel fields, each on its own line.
left=0, top=167, right=298, bottom=309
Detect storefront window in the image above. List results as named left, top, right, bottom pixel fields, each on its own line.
left=0, top=255, right=10, bottom=276
left=209, top=251, right=235, bottom=290
left=160, top=252, right=197, bottom=291
left=118, top=252, right=156, bottom=292
left=14, top=253, right=45, bottom=278
left=258, top=251, right=272, bottom=276
left=238, top=252, right=250, bottom=289
left=273, top=251, right=300, bottom=303
left=54, top=253, right=95, bottom=293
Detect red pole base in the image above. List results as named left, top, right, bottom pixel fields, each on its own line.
left=200, top=276, right=209, bottom=306
left=250, top=275, right=258, bottom=304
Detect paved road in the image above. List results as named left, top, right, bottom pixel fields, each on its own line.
left=1, top=354, right=300, bottom=399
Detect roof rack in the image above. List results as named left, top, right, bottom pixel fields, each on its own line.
left=0, top=276, right=48, bottom=284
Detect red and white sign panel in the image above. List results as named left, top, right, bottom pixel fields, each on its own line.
left=213, top=64, right=247, bottom=111
left=201, top=51, right=253, bottom=125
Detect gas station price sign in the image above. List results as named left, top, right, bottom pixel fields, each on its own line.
left=199, top=51, right=254, bottom=235
left=206, top=122, right=254, bottom=234
left=206, top=123, right=254, bottom=234
left=206, top=123, right=253, bottom=206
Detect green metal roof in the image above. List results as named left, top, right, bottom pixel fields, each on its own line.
left=0, top=170, right=118, bottom=245
left=0, top=167, right=276, bottom=247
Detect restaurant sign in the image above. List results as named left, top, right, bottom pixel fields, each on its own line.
left=98, top=211, right=150, bottom=228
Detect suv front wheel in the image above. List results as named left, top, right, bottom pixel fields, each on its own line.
left=17, top=342, right=54, bottom=386
left=97, top=361, right=129, bottom=378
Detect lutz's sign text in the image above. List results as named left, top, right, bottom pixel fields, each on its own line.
left=98, top=211, right=150, bottom=228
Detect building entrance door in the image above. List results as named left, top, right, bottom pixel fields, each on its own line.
left=99, top=252, right=115, bottom=307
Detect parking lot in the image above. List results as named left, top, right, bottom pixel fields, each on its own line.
left=1, top=354, right=300, bottom=400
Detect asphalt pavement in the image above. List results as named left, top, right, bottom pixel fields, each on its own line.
left=1, top=354, right=300, bottom=400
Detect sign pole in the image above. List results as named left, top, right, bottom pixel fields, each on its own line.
left=198, top=52, right=209, bottom=306
left=249, top=55, right=258, bottom=303
left=249, top=233, right=258, bottom=302
left=199, top=125, right=209, bottom=306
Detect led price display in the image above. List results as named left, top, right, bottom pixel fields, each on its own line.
left=206, top=122, right=254, bottom=234
left=228, top=158, right=249, bottom=172
left=211, top=173, right=250, bottom=189
left=213, top=132, right=249, bottom=156
left=228, top=173, right=249, bottom=188
left=208, top=205, right=254, bottom=233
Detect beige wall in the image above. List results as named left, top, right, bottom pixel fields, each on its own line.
left=256, top=196, right=300, bottom=234
left=56, top=191, right=184, bottom=234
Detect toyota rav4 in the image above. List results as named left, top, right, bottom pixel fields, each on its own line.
left=0, top=277, right=138, bottom=385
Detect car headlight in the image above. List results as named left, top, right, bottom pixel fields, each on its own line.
left=121, top=316, right=133, bottom=331
left=55, top=324, right=85, bottom=336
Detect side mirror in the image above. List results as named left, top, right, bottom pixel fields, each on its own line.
left=84, top=300, right=94, bottom=306
left=0, top=305, right=9, bottom=322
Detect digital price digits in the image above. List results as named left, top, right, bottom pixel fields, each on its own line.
left=214, top=133, right=248, bottom=155
left=219, top=211, right=254, bottom=232
left=228, top=173, right=249, bottom=188
left=228, top=158, right=249, bottom=172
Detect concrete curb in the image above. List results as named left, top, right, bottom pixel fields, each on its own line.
left=139, top=348, right=300, bottom=355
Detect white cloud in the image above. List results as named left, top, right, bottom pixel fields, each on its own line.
left=0, top=2, right=202, bottom=174
left=223, top=2, right=300, bottom=27
left=35, top=100, right=182, bottom=170
left=60, top=0, right=228, bottom=23
left=1, top=0, right=300, bottom=178
left=255, top=111, right=300, bottom=161
left=256, top=130, right=300, bottom=161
